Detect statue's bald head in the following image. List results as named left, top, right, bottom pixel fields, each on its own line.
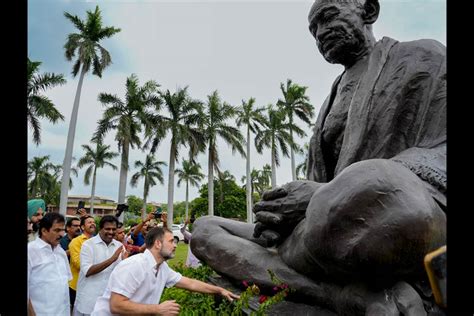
left=309, top=0, right=378, bottom=24
left=307, top=0, right=379, bottom=67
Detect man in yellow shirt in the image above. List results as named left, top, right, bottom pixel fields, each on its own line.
left=68, top=215, right=96, bottom=312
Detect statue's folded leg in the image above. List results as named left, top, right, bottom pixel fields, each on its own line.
left=191, top=216, right=343, bottom=310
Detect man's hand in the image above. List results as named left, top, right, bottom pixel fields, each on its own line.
left=253, top=180, right=322, bottom=246
left=145, top=212, right=155, bottom=222
left=111, top=246, right=124, bottom=261
left=156, top=300, right=180, bottom=316
left=77, top=208, right=87, bottom=218
left=220, top=288, right=240, bottom=302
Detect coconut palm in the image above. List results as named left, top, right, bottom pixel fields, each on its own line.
left=27, top=156, right=57, bottom=198
left=296, top=143, right=310, bottom=180
left=93, top=74, right=160, bottom=221
left=130, top=154, right=167, bottom=220
left=255, top=164, right=272, bottom=197
left=175, top=159, right=205, bottom=220
left=145, top=87, right=205, bottom=228
left=59, top=5, right=121, bottom=215
left=240, top=168, right=260, bottom=212
left=255, top=105, right=304, bottom=188
left=236, top=97, right=266, bottom=223
left=51, top=160, right=79, bottom=190
left=27, top=58, right=66, bottom=145
left=276, top=79, right=314, bottom=181
left=77, top=141, right=118, bottom=213
left=200, top=90, right=245, bottom=216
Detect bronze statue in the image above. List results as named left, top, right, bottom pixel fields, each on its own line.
left=192, top=0, right=446, bottom=314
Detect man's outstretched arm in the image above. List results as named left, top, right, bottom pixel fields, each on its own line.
left=110, top=292, right=180, bottom=315
left=175, top=276, right=240, bottom=302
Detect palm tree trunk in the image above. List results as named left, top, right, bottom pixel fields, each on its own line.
left=185, top=180, right=189, bottom=220
left=90, top=167, right=97, bottom=215
left=271, top=143, right=277, bottom=189
left=117, top=138, right=130, bottom=222
left=246, top=126, right=252, bottom=223
left=208, top=145, right=214, bottom=216
left=290, top=128, right=296, bottom=181
left=167, top=141, right=176, bottom=229
left=59, top=66, right=86, bottom=215
left=142, top=179, right=148, bottom=221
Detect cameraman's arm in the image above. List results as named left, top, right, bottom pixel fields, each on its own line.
left=132, top=212, right=154, bottom=237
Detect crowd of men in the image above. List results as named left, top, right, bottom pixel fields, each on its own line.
left=27, top=199, right=238, bottom=316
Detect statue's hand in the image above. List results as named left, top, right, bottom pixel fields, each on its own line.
left=253, top=180, right=322, bottom=246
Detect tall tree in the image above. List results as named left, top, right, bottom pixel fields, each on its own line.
left=145, top=87, right=205, bottom=228
left=59, top=5, right=121, bottom=215
left=175, top=159, right=205, bottom=220
left=93, top=74, right=160, bottom=221
left=27, top=156, right=57, bottom=199
left=200, top=91, right=245, bottom=216
left=77, top=141, right=118, bottom=213
left=296, top=143, right=310, bottom=180
left=255, top=105, right=304, bottom=188
left=276, top=79, right=314, bottom=181
left=27, top=58, right=66, bottom=145
left=130, top=154, right=167, bottom=220
left=236, top=97, right=265, bottom=223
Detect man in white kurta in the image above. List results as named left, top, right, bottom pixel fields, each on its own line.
left=74, top=215, right=125, bottom=316
left=91, top=227, right=239, bottom=315
left=28, top=212, right=72, bottom=316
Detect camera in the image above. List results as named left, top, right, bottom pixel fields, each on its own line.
left=153, top=206, right=163, bottom=218
left=76, top=200, right=85, bottom=214
left=115, top=203, right=129, bottom=218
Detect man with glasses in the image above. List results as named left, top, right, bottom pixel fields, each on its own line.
left=60, top=217, right=82, bottom=259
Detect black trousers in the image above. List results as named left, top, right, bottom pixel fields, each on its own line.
left=69, top=287, right=76, bottom=311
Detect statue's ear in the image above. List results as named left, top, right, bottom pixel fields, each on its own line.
left=363, top=0, right=380, bottom=24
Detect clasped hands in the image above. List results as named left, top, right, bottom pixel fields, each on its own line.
left=253, top=180, right=322, bottom=247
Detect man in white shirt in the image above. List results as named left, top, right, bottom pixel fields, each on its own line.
left=91, top=227, right=240, bottom=315
left=28, top=212, right=72, bottom=316
left=74, top=215, right=126, bottom=316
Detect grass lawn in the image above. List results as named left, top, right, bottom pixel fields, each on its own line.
left=168, top=241, right=188, bottom=267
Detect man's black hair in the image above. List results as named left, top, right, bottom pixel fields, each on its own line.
left=99, top=215, right=119, bottom=229
left=66, top=217, right=80, bottom=228
left=145, top=227, right=172, bottom=249
left=39, top=212, right=65, bottom=237
left=80, top=215, right=94, bottom=227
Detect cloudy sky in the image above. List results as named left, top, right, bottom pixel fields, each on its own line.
left=27, top=0, right=446, bottom=204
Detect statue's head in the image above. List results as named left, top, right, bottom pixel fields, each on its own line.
left=308, top=0, right=380, bottom=66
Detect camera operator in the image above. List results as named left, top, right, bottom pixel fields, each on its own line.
left=131, top=206, right=165, bottom=255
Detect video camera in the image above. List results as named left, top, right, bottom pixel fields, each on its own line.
left=153, top=206, right=163, bottom=218
left=115, top=203, right=129, bottom=218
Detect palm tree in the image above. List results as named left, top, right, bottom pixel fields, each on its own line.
left=77, top=141, right=118, bottom=213
left=130, top=154, right=167, bottom=220
left=240, top=168, right=260, bottom=213
left=236, top=97, right=266, bottom=223
left=276, top=79, right=314, bottom=181
left=216, top=170, right=236, bottom=207
left=27, top=58, right=66, bottom=145
left=255, top=164, right=272, bottom=198
left=200, top=90, right=245, bottom=216
left=59, top=5, right=121, bottom=215
left=51, top=160, right=79, bottom=190
left=93, top=74, right=160, bottom=221
left=296, top=143, right=310, bottom=179
left=145, top=87, right=205, bottom=228
left=175, top=159, right=205, bottom=220
left=255, top=105, right=304, bottom=188
left=27, top=156, right=57, bottom=198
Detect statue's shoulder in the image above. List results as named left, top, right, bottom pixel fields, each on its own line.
left=381, top=36, right=445, bottom=57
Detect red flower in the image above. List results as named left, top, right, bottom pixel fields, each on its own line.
left=242, top=280, right=249, bottom=288
left=258, top=295, right=268, bottom=304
